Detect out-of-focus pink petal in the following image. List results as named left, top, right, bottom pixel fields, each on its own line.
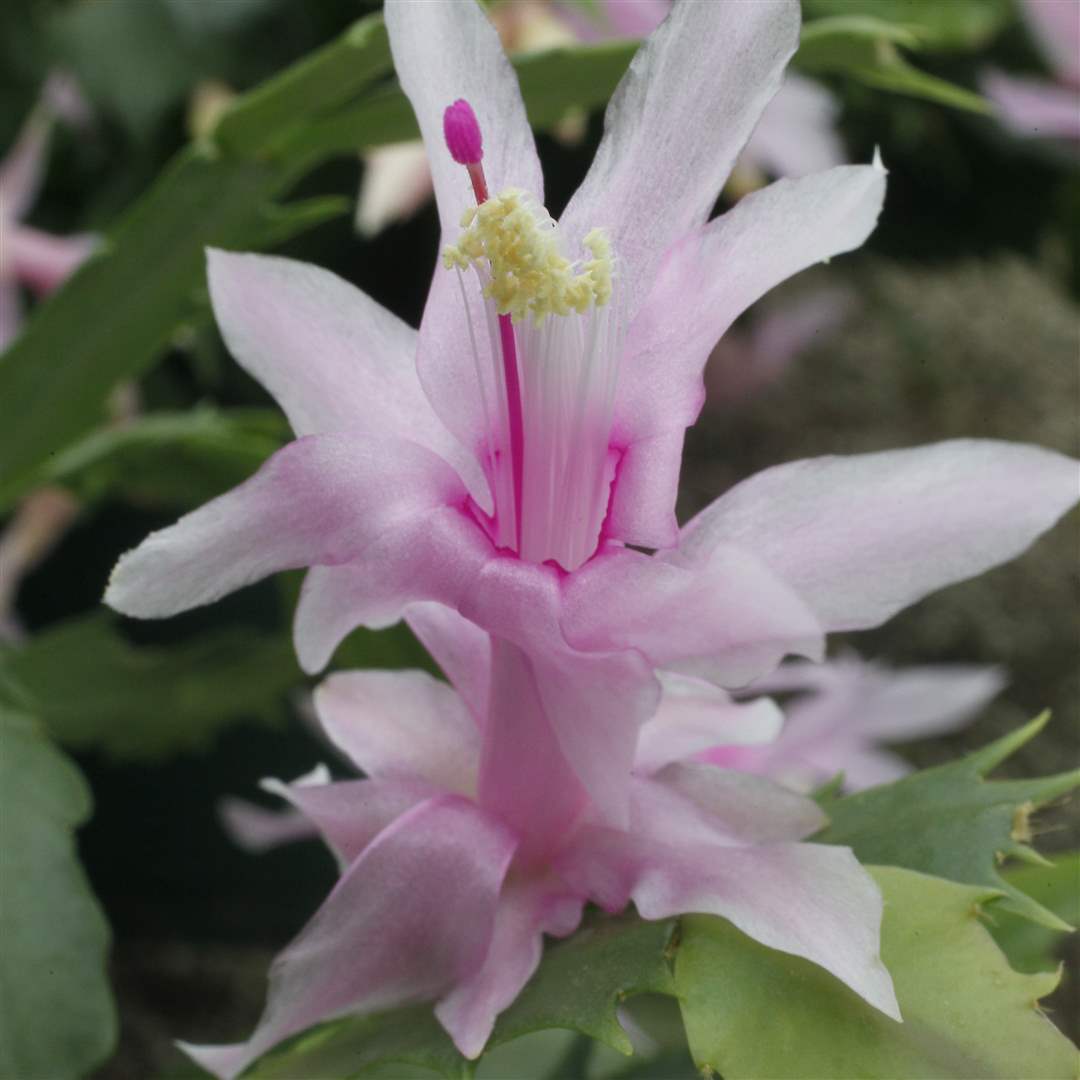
left=8, top=226, right=97, bottom=294
left=0, top=112, right=48, bottom=222
left=816, top=746, right=912, bottom=790
left=982, top=70, right=1080, bottom=140
left=181, top=795, right=517, bottom=1080
left=314, top=669, right=479, bottom=793
left=205, top=250, right=485, bottom=500
left=555, top=832, right=899, bottom=1020
left=559, top=0, right=800, bottom=319
left=1022, top=0, right=1080, bottom=85
left=597, top=0, right=670, bottom=39
left=292, top=505, right=491, bottom=673
left=435, top=876, right=584, bottom=1058
left=562, top=544, right=824, bottom=688
left=219, top=799, right=318, bottom=853
left=105, top=432, right=466, bottom=619
left=355, top=141, right=433, bottom=237
left=677, top=439, right=1080, bottom=633
left=478, top=637, right=589, bottom=862
left=384, top=0, right=542, bottom=236
left=740, top=73, right=846, bottom=178
left=631, top=764, right=826, bottom=847
left=42, top=70, right=94, bottom=130
left=635, top=675, right=784, bottom=774
left=461, top=556, right=660, bottom=828
left=405, top=601, right=491, bottom=722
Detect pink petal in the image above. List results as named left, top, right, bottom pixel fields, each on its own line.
left=608, top=161, right=885, bottom=545
left=677, top=439, right=1080, bottom=633
left=596, top=0, right=670, bottom=39
left=0, top=110, right=49, bottom=222
left=555, top=832, right=899, bottom=1020
left=1022, top=0, right=1080, bottom=84
left=405, top=601, right=491, bottom=722
left=258, top=775, right=440, bottom=866
left=435, top=876, right=585, bottom=1058
left=635, top=675, right=784, bottom=774
left=292, top=504, right=491, bottom=673
left=314, top=669, right=479, bottom=793
left=383, top=0, right=542, bottom=236
left=559, top=0, right=800, bottom=319
left=739, top=73, right=845, bottom=178
left=562, top=544, right=824, bottom=688
left=631, top=764, right=826, bottom=847
left=104, top=432, right=465, bottom=619
left=181, top=795, right=517, bottom=1080
left=982, top=70, right=1080, bottom=140
left=219, top=799, right=318, bottom=853
left=205, top=250, right=484, bottom=500
left=8, top=225, right=97, bottom=294
left=355, top=141, right=433, bottom=237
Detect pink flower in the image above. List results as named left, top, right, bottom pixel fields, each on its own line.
left=106, top=0, right=1079, bottom=827
left=185, top=604, right=899, bottom=1077
left=682, top=652, right=1006, bottom=791
left=0, top=74, right=98, bottom=351
left=982, top=0, right=1080, bottom=141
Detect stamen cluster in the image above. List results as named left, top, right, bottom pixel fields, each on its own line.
left=443, top=189, right=612, bottom=324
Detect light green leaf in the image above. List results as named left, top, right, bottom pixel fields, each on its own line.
left=802, top=0, right=1010, bottom=49
left=0, top=613, right=302, bottom=762
left=989, top=852, right=1080, bottom=973
left=37, top=406, right=288, bottom=512
left=676, top=866, right=1077, bottom=1079
left=814, top=714, right=1080, bottom=929
left=0, top=702, right=116, bottom=1078
left=247, top=911, right=677, bottom=1079
left=797, top=16, right=991, bottom=113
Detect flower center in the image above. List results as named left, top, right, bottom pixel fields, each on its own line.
left=441, top=98, right=619, bottom=572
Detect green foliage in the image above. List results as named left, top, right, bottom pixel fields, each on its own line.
left=0, top=613, right=302, bottom=762
left=802, top=0, right=1011, bottom=49
left=797, top=17, right=991, bottom=113
left=0, top=701, right=116, bottom=1078
left=814, top=714, right=1080, bottom=928
left=676, top=866, right=1076, bottom=1079
left=989, top=852, right=1080, bottom=973
left=247, top=911, right=677, bottom=1079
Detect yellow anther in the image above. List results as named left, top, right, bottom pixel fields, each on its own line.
left=442, top=188, right=613, bottom=324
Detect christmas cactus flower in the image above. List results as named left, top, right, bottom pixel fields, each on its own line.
left=185, top=605, right=899, bottom=1078
left=106, top=0, right=1079, bottom=826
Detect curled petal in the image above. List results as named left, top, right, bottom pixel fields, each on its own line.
left=405, top=601, right=492, bottom=723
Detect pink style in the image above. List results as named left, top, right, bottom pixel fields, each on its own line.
left=185, top=605, right=899, bottom=1077
left=107, top=0, right=1078, bottom=831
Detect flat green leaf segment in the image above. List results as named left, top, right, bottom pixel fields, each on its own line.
left=990, top=852, right=1080, bottom=974
left=246, top=912, right=677, bottom=1079
left=0, top=702, right=116, bottom=1077
left=802, top=0, right=1010, bottom=49
left=814, top=714, right=1080, bottom=929
left=0, top=613, right=300, bottom=761
left=676, top=866, right=1077, bottom=1080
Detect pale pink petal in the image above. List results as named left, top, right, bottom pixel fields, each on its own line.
left=740, top=73, right=846, bottom=178
left=562, top=544, right=824, bottom=688
left=435, top=876, right=585, bottom=1058
left=405, top=601, right=491, bottom=722
left=219, top=799, right=318, bottom=853
left=42, top=70, right=94, bottom=130
left=314, top=669, right=479, bottom=793
left=384, top=0, right=542, bottom=236
left=596, top=0, right=670, bottom=39
left=180, top=795, right=517, bottom=1080
left=205, top=250, right=485, bottom=501
left=635, top=676, right=784, bottom=774
left=105, top=432, right=466, bottom=619
left=355, top=141, right=433, bottom=237
left=982, top=70, right=1080, bottom=140
left=631, top=764, right=826, bottom=847
left=555, top=832, right=899, bottom=1020
left=1022, top=0, right=1080, bottom=84
left=0, top=111, right=49, bottom=221
left=812, top=746, right=912, bottom=790
left=677, top=439, right=1080, bottom=633
left=8, top=225, right=96, bottom=294
left=0, top=282, right=22, bottom=351
left=292, top=505, right=491, bottom=674
left=608, top=161, right=885, bottom=545
left=477, top=637, right=589, bottom=862
left=559, top=0, right=800, bottom=318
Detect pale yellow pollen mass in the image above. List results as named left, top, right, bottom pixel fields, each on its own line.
left=442, top=188, right=612, bottom=324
